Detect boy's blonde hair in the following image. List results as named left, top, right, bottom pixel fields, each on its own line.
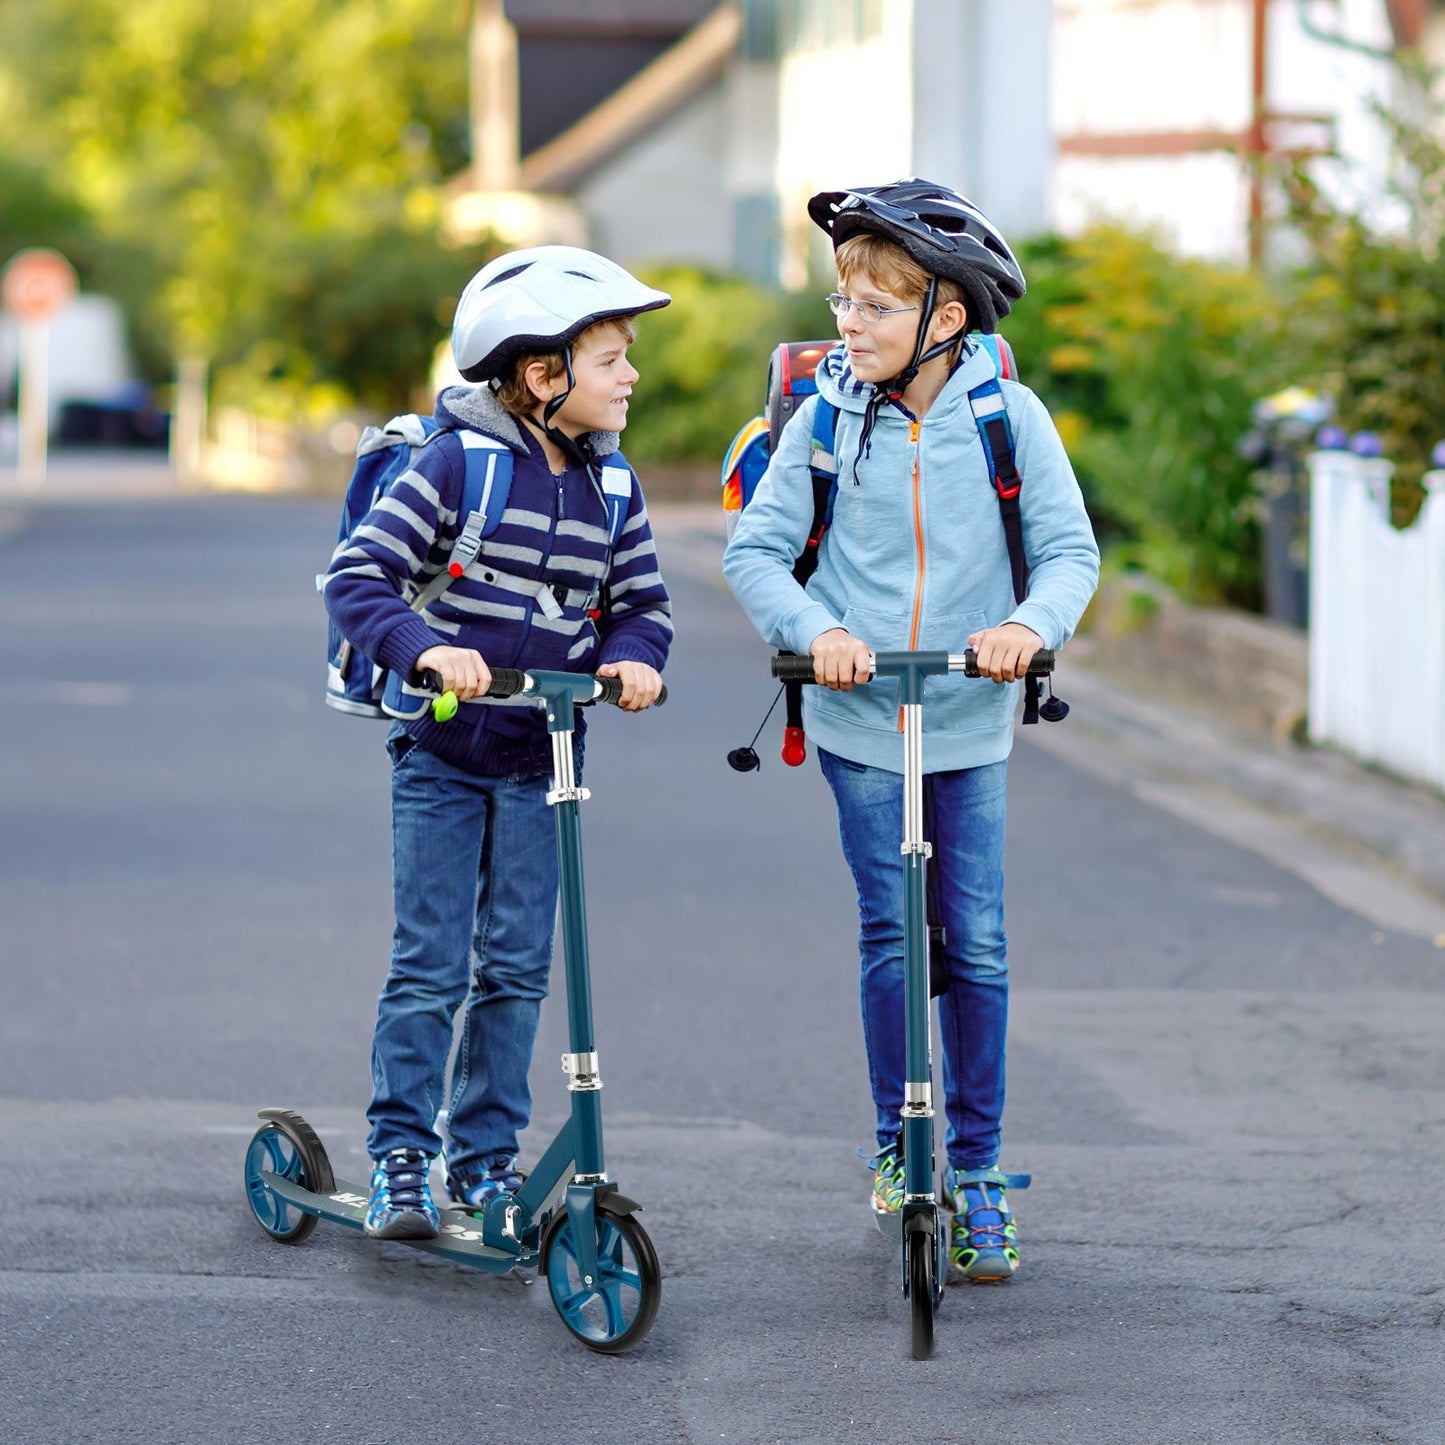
left=492, top=315, right=637, bottom=417
left=836, top=233, right=967, bottom=313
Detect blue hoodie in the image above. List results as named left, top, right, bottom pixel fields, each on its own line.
left=723, top=341, right=1099, bottom=773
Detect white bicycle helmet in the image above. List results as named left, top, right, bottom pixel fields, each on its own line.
left=452, top=246, right=671, bottom=384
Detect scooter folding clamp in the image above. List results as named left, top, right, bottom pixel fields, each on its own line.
left=546, top=784, right=590, bottom=806
left=562, top=1051, right=603, bottom=1091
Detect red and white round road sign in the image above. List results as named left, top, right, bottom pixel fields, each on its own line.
left=2, top=247, right=78, bottom=323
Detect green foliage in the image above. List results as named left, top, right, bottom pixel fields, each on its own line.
left=1272, top=56, right=1445, bottom=523
left=1005, top=227, right=1283, bottom=606
left=623, top=266, right=834, bottom=465
left=0, top=0, right=475, bottom=409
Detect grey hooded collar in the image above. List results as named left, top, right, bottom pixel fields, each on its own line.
left=437, top=383, right=621, bottom=459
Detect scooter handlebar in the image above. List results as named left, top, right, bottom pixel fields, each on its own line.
left=770, top=648, right=1056, bottom=682
left=418, top=667, right=667, bottom=708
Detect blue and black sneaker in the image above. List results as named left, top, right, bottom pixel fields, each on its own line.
left=448, top=1155, right=525, bottom=1214
left=364, top=1147, right=440, bottom=1240
left=943, top=1165, right=1030, bottom=1283
left=868, top=1144, right=905, bottom=1216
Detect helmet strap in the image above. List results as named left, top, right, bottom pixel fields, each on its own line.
left=525, top=346, right=593, bottom=468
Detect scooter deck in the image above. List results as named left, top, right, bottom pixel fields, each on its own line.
left=262, top=1172, right=538, bottom=1273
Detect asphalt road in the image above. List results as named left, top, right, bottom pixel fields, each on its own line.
left=1, top=494, right=1442, bottom=1444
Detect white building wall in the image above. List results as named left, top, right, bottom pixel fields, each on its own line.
left=575, top=84, right=735, bottom=271
left=912, top=0, right=1052, bottom=241
left=773, top=0, right=915, bottom=287
left=1052, top=0, right=1401, bottom=262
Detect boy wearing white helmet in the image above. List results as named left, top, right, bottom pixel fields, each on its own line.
left=725, top=181, right=1099, bottom=1282
left=323, top=246, right=673, bottom=1239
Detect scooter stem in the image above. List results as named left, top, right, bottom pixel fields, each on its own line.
left=872, top=653, right=951, bottom=1203
left=529, top=671, right=609, bottom=1182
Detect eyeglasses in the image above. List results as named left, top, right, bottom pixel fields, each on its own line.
left=825, top=292, right=919, bottom=325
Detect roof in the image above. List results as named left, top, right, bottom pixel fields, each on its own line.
left=518, top=3, right=740, bottom=192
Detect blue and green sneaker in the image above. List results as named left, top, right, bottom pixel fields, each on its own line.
left=448, top=1155, right=525, bottom=1214
left=944, top=1166, right=1030, bottom=1282
left=869, top=1144, right=905, bottom=1216
left=364, top=1147, right=440, bottom=1240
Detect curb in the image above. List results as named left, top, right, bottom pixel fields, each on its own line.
left=1036, top=657, right=1445, bottom=938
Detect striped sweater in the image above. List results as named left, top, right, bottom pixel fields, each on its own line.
left=322, top=384, right=673, bottom=777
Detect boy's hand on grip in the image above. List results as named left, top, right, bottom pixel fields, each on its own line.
left=596, top=660, right=663, bottom=711
left=415, top=645, right=492, bottom=701
left=810, top=627, right=873, bottom=690
left=967, top=623, right=1044, bottom=683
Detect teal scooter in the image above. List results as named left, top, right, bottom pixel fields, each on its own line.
left=770, top=646, right=1053, bottom=1360
left=244, top=668, right=665, bottom=1354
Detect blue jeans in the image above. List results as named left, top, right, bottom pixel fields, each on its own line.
left=818, top=748, right=1010, bottom=1172
left=367, top=725, right=558, bottom=1186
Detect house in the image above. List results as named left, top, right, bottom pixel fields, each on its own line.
left=448, top=0, right=1438, bottom=280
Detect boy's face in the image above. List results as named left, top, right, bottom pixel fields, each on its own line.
left=833, top=270, right=923, bottom=385
left=545, top=323, right=638, bottom=437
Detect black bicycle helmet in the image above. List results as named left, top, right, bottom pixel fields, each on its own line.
left=807, top=178, right=1025, bottom=334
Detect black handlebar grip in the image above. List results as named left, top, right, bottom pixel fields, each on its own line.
left=589, top=675, right=669, bottom=707
left=417, top=666, right=528, bottom=699
left=960, top=647, right=1055, bottom=678
left=485, top=668, right=527, bottom=699
left=770, top=654, right=820, bottom=682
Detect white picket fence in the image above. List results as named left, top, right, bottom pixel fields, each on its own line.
left=1308, top=451, right=1445, bottom=791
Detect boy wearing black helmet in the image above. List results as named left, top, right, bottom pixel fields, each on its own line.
left=725, top=181, right=1099, bottom=1282
left=322, top=246, right=673, bottom=1240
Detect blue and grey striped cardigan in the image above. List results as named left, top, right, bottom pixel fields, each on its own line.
left=322, top=384, right=673, bottom=777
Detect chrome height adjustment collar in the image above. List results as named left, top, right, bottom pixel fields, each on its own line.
left=562, top=1051, right=602, bottom=1091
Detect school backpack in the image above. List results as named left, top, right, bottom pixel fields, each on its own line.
left=322, top=414, right=632, bottom=719
left=722, top=333, right=1060, bottom=768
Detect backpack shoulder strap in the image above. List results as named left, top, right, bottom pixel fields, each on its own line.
left=791, top=399, right=839, bottom=587
left=597, top=450, right=632, bottom=549
left=966, top=350, right=1039, bottom=723
left=411, top=432, right=514, bottom=609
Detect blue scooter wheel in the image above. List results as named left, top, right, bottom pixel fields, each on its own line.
left=244, top=1109, right=335, bottom=1245
left=542, top=1204, right=661, bottom=1353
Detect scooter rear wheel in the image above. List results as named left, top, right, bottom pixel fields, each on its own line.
left=906, top=1227, right=936, bottom=1360
left=543, top=1204, right=661, bottom=1353
left=244, top=1109, right=335, bottom=1245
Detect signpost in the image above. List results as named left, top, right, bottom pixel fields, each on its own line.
left=2, top=247, right=78, bottom=487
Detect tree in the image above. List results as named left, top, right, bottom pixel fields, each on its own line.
left=0, top=0, right=485, bottom=409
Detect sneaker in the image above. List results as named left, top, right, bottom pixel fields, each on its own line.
left=869, top=1144, right=905, bottom=1216
left=945, top=1166, right=1027, bottom=1282
left=364, top=1147, right=440, bottom=1240
left=448, top=1155, right=525, bottom=1213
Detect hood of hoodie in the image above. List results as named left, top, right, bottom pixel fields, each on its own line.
left=813, top=337, right=1001, bottom=424
left=435, top=382, right=621, bottom=459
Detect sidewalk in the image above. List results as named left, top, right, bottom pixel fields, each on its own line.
left=650, top=502, right=1445, bottom=941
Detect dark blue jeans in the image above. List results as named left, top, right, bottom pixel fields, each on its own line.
left=819, top=748, right=1010, bottom=1172
left=367, top=725, right=558, bottom=1184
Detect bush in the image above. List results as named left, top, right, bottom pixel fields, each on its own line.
left=1005, top=227, right=1285, bottom=607
left=622, top=265, right=834, bottom=466
left=1273, top=56, right=1445, bottom=524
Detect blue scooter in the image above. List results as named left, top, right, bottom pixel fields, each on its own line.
left=244, top=667, right=665, bottom=1354
left=770, top=646, right=1053, bottom=1360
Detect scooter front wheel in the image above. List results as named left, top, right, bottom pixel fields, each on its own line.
left=906, top=1226, right=937, bottom=1360
left=244, top=1109, right=335, bottom=1245
left=543, top=1204, right=661, bottom=1353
